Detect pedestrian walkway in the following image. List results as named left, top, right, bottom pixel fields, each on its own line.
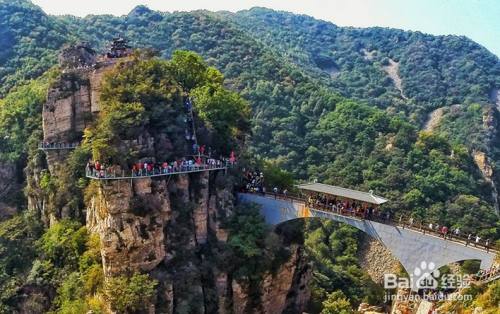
left=238, top=192, right=497, bottom=291
left=39, top=142, right=79, bottom=150
left=470, top=265, right=500, bottom=285
left=247, top=191, right=497, bottom=254
left=86, top=162, right=230, bottom=180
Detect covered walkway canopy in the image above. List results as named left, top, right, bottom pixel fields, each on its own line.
left=296, top=182, right=388, bottom=205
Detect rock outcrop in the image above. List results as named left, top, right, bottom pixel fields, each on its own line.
left=473, top=150, right=499, bottom=214
left=260, top=245, right=311, bottom=313
left=423, top=107, right=445, bottom=132
left=32, top=43, right=312, bottom=313
left=86, top=178, right=172, bottom=276
left=383, top=58, right=407, bottom=100
left=357, top=236, right=400, bottom=284
left=30, top=45, right=120, bottom=223
left=58, top=42, right=96, bottom=69
left=232, top=245, right=311, bottom=314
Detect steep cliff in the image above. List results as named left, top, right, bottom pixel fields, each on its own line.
left=30, top=45, right=310, bottom=313
left=28, top=44, right=119, bottom=225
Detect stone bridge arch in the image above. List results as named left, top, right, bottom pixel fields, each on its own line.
left=238, top=193, right=496, bottom=291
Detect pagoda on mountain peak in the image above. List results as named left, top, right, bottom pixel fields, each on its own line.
left=106, top=37, right=132, bottom=58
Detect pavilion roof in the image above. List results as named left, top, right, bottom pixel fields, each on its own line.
left=297, top=182, right=388, bottom=205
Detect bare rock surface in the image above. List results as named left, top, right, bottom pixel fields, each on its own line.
left=357, top=236, right=400, bottom=284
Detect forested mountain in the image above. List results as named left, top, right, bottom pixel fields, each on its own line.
left=230, top=8, right=500, bottom=111
left=0, top=1, right=499, bottom=313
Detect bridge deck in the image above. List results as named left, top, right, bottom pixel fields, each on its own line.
left=246, top=192, right=496, bottom=253
left=238, top=192, right=497, bottom=290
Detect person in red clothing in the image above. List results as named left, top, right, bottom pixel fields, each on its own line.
left=147, top=163, right=153, bottom=174
left=229, top=151, right=236, bottom=164
left=441, top=226, right=448, bottom=239
left=200, top=145, right=206, bottom=155
left=196, top=156, right=202, bottom=165
left=95, top=161, right=101, bottom=171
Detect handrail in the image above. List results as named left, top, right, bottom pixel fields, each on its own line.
left=39, top=142, right=79, bottom=150
left=465, top=265, right=500, bottom=285
left=86, top=163, right=230, bottom=180
left=242, top=191, right=499, bottom=254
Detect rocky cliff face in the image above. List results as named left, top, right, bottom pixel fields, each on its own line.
left=32, top=45, right=310, bottom=313
left=86, top=164, right=310, bottom=312
left=473, top=106, right=500, bottom=214
left=231, top=245, right=311, bottom=314
left=28, top=47, right=118, bottom=224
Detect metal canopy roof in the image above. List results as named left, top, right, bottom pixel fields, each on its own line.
left=297, top=182, right=388, bottom=205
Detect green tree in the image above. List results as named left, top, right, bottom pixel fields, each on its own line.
left=104, top=273, right=158, bottom=313
left=168, top=50, right=210, bottom=91
left=192, top=84, right=250, bottom=153
left=37, top=220, right=87, bottom=268
left=321, top=290, right=353, bottom=314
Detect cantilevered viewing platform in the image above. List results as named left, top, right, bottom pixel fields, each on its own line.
left=86, top=163, right=229, bottom=180
left=38, top=142, right=79, bottom=150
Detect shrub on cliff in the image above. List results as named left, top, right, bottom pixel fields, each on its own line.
left=321, top=290, right=353, bottom=314
left=192, top=84, right=251, bottom=154
left=37, top=220, right=87, bottom=269
left=50, top=233, right=105, bottom=314
left=227, top=203, right=266, bottom=262
left=104, top=273, right=158, bottom=313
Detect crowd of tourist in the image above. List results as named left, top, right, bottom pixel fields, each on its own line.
left=242, top=169, right=266, bottom=194
left=239, top=180, right=496, bottom=251
left=305, top=194, right=379, bottom=219
left=400, top=220, right=493, bottom=251
left=86, top=151, right=236, bottom=179
left=303, top=196, right=494, bottom=251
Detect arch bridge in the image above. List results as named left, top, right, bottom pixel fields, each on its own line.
left=238, top=183, right=497, bottom=291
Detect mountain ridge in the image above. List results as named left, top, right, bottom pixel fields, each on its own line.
left=0, top=1, right=499, bottom=313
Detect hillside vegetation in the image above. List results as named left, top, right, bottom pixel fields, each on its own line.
left=0, top=1, right=499, bottom=312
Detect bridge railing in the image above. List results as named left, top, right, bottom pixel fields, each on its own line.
left=39, top=142, right=79, bottom=150
left=86, top=162, right=231, bottom=180
left=242, top=191, right=498, bottom=253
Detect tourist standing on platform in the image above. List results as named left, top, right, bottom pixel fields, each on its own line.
left=441, top=226, right=448, bottom=239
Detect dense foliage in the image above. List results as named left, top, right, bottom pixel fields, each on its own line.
left=1, top=1, right=499, bottom=312
left=305, top=221, right=383, bottom=312
left=0, top=0, right=67, bottom=95
left=439, top=280, right=500, bottom=314
left=304, top=102, right=498, bottom=238
left=0, top=69, right=58, bottom=162
left=0, top=213, right=43, bottom=312
left=231, top=8, right=500, bottom=111
left=103, top=273, right=158, bottom=313
left=85, top=50, right=249, bottom=166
